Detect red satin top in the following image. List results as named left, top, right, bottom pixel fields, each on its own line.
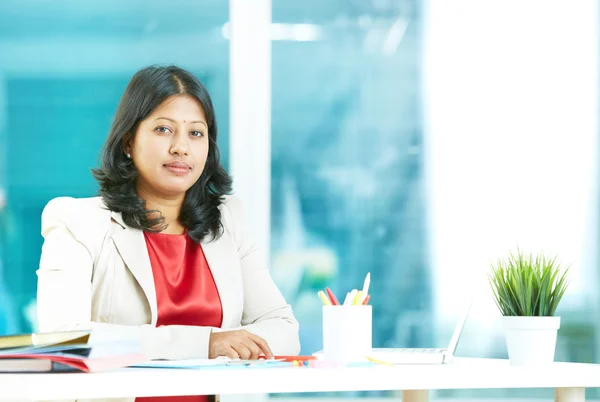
left=136, top=231, right=223, bottom=402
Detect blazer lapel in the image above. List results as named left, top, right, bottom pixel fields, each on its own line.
left=201, top=233, right=242, bottom=329
left=110, top=212, right=158, bottom=326
left=109, top=211, right=240, bottom=329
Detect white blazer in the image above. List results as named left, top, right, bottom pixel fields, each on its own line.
left=36, top=195, right=300, bottom=399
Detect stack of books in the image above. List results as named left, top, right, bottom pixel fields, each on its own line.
left=0, top=330, right=146, bottom=373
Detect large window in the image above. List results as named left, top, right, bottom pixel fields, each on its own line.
left=269, top=0, right=431, bottom=356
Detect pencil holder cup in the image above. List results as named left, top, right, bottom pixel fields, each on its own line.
left=322, top=305, right=372, bottom=364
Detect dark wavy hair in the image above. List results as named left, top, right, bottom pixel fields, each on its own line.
left=92, top=65, right=232, bottom=243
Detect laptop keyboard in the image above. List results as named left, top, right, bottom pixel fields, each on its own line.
left=386, top=348, right=446, bottom=354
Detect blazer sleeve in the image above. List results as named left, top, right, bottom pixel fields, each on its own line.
left=222, top=196, right=301, bottom=355
left=36, top=197, right=216, bottom=360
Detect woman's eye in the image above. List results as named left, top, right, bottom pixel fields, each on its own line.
left=190, top=131, right=204, bottom=137
left=155, top=126, right=171, bottom=133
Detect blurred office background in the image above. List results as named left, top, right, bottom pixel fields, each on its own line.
left=0, top=0, right=598, bottom=400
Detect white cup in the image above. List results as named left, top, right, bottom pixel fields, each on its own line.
left=322, top=305, right=372, bottom=364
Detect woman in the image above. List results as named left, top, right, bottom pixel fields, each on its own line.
left=36, top=65, right=300, bottom=401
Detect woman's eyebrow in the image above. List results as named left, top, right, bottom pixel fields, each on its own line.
left=154, top=117, right=207, bottom=127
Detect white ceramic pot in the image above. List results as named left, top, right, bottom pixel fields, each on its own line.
left=502, top=316, right=560, bottom=366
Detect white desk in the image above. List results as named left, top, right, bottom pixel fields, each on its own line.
left=1, top=358, right=600, bottom=401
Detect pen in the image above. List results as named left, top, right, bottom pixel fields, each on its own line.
left=318, top=290, right=331, bottom=306
left=258, top=355, right=317, bottom=362
left=272, top=355, right=317, bottom=362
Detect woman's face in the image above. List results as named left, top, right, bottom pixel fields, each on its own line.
left=128, top=95, right=209, bottom=199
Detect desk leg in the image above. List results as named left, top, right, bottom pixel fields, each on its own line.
left=402, top=390, right=429, bottom=402
left=556, top=388, right=585, bottom=402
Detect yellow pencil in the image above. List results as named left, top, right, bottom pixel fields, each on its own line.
left=353, top=290, right=364, bottom=305
left=365, top=355, right=394, bottom=366
left=318, top=290, right=332, bottom=306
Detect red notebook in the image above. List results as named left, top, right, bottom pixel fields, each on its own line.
left=0, top=350, right=146, bottom=372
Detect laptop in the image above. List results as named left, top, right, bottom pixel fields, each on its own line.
left=367, top=301, right=472, bottom=365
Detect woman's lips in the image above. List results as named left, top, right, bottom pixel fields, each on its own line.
left=163, top=161, right=191, bottom=175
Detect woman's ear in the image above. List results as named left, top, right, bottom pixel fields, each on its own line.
left=122, top=133, right=132, bottom=157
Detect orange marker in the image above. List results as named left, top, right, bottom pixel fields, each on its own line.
left=362, top=295, right=371, bottom=305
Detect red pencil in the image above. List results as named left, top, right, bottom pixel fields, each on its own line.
left=325, top=287, right=340, bottom=305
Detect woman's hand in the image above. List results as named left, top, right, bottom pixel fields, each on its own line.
left=209, top=329, right=273, bottom=360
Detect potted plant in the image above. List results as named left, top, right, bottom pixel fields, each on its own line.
left=488, top=249, right=570, bottom=366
